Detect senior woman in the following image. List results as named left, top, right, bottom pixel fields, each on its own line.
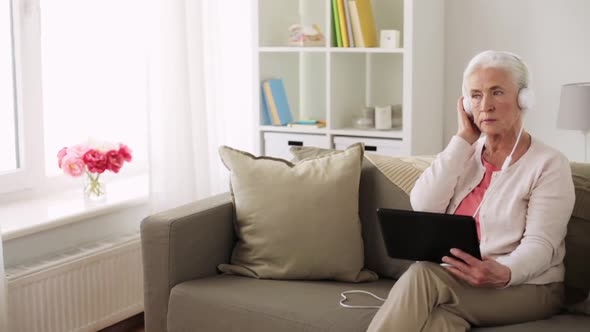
left=368, top=50, right=575, bottom=331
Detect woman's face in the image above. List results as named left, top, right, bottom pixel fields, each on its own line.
left=467, top=67, right=522, bottom=136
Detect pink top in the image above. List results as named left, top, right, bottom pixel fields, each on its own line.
left=454, top=155, right=500, bottom=240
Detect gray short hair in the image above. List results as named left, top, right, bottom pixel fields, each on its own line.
left=462, top=50, right=530, bottom=96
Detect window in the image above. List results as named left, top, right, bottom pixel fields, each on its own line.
left=0, top=0, right=18, bottom=174
left=40, top=0, right=148, bottom=176
left=0, top=0, right=148, bottom=196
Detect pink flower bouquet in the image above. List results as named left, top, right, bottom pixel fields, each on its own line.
left=58, top=142, right=132, bottom=200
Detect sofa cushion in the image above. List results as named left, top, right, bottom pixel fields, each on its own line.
left=564, top=162, right=590, bottom=310
left=218, top=144, right=377, bottom=282
left=167, top=275, right=590, bottom=332
left=167, top=275, right=395, bottom=332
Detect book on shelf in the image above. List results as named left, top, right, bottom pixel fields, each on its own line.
left=332, top=0, right=343, bottom=47
left=352, top=0, right=377, bottom=47
left=336, top=0, right=349, bottom=47
left=287, top=120, right=326, bottom=129
left=262, top=82, right=280, bottom=125
left=342, top=0, right=355, bottom=47
left=260, top=89, right=271, bottom=125
left=348, top=0, right=364, bottom=47
left=261, top=79, right=293, bottom=126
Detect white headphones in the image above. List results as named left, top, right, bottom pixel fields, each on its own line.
left=463, top=87, right=534, bottom=115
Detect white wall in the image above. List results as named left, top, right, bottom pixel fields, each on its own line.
left=444, top=0, right=590, bottom=161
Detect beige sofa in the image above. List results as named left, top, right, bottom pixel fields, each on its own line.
left=141, top=154, right=590, bottom=332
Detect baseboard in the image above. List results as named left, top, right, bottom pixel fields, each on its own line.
left=98, top=312, right=144, bottom=332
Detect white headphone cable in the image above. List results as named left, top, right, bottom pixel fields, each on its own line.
left=339, top=290, right=387, bottom=309
left=500, top=124, right=525, bottom=171
left=471, top=124, right=525, bottom=219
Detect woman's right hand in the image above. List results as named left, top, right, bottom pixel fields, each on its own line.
left=456, top=96, right=481, bottom=144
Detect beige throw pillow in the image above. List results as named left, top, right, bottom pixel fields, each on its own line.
left=218, top=144, right=377, bottom=282
left=291, top=146, right=423, bottom=279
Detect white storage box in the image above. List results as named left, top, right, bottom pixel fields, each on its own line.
left=333, top=136, right=403, bottom=157
left=263, top=132, right=330, bottom=160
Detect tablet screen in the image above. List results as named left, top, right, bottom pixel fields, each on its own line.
left=377, top=208, right=482, bottom=263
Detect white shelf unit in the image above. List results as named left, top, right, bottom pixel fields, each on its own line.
left=254, top=0, right=444, bottom=158
left=259, top=47, right=404, bottom=54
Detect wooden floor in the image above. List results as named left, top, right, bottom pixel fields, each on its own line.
left=98, top=313, right=144, bottom=332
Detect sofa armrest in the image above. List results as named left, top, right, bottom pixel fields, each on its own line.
left=141, top=192, right=234, bottom=332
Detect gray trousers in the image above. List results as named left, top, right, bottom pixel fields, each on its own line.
left=367, top=262, right=564, bottom=332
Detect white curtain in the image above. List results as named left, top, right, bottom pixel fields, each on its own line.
left=147, top=0, right=254, bottom=213
left=0, top=229, right=7, bottom=331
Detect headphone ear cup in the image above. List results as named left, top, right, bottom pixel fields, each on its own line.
left=518, top=88, right=534, bottom=111
left=462, top=96, right=472, bottom=115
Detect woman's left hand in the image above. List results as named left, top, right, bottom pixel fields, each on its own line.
left=442, top=248, right=511, bottom=288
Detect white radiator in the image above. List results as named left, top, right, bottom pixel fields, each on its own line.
left=5, top=233, right=144, bottom=332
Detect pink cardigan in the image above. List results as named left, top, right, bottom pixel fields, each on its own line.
left=410, top=135, right=575, bottom=286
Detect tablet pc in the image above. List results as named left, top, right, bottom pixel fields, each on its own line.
left=377, top=208, right=482, bottom=263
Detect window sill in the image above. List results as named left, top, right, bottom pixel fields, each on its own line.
left=0, top=175, right=149, bottom=241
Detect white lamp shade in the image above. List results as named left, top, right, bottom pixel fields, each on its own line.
left=557, top=82, right=590, bottom=131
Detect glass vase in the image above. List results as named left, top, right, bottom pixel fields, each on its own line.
left=84, top=172, right=106, bottom=203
